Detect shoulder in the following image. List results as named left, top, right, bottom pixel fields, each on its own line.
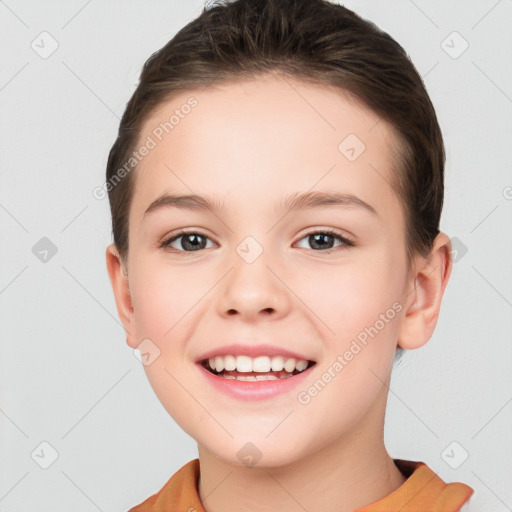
left=127, top=459, right=202, bottom=512
left=400, top=459, right=474, bottom=512
left=432, top=479, right=475, bottom=512
left=357, top=459, right=474, bottom=511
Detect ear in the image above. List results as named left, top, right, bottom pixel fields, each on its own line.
left=397, top=232, right=453, bottom=350
left=105, top=244, right=138, bottom=349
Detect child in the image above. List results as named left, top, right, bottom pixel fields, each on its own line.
left=105, top=0, right=475, bottom=510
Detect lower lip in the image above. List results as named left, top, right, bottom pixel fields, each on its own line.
left=196, top=363, right=316, bottom=400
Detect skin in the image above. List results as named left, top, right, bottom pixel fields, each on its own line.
left=106, top=74, right=452, bottom=512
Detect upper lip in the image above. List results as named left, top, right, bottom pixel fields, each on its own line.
left=195, top=343, right=315, bottom=363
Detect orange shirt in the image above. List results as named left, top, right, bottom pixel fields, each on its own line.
left=128, top=458, right=474, bottom=512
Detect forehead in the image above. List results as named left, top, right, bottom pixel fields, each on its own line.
left=131, top=75, right=403, bottom=224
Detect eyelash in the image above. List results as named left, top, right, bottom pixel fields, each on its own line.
left=159, top=228, right=355, bottom=255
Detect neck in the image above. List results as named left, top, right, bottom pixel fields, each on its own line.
left=197, top=386, right=407, bottom=512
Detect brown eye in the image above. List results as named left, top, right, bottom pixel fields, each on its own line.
left=160, top=231, right=214, bottom=253
left=295, top=230, right=355, bottom=252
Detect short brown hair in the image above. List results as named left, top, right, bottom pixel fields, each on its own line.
left=106, top=0, right=445, bottom=278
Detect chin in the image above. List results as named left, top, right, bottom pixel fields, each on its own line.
left=199, top=437, right=310, bottom=470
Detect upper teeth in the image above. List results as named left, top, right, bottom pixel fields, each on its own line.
left=207, top=355, right=309, bottom=373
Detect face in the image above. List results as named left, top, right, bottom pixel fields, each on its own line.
left=112, top=74, right=417, bottom=466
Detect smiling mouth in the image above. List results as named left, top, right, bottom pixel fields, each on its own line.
left=199, top=360, right=316, bottom=380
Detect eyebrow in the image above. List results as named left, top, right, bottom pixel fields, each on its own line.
left=144, top=191, right=378, bottom=217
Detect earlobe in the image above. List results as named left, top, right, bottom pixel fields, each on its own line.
left=105, top=244, right=138, bottom=349
left=397, top=232, right=453, bottom=350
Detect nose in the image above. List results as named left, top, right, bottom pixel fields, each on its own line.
left=216, top=247, right=292, bottom=323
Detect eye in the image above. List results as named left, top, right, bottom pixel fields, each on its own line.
left=160, top=230, right=215, bottom=253
left=159, top=228, right=355, bottom=254
left=295, top=229, right=355, bottom=252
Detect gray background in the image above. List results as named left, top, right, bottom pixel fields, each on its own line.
left=1, top=1, right=511, bottom=511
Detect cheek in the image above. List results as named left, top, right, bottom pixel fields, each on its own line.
left=129, top=258, right=199, bottom=342
left=297, top=254, right=402, bottom=338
